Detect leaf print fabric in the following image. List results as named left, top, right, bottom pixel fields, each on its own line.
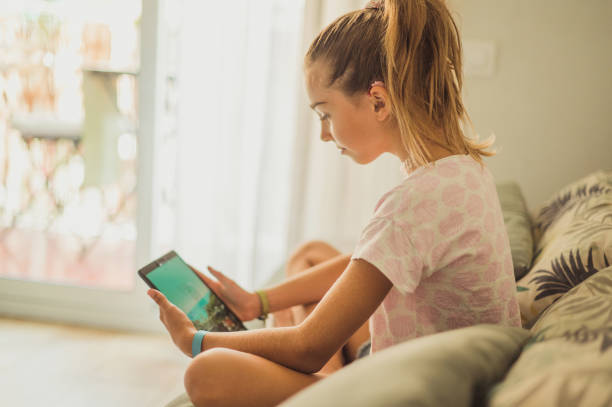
left=488, top=266, right=612, bottom=407
left=516, top=173, right=612, bottom=327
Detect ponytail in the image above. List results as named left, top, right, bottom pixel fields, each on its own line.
left=306, top=0, right=494, bottom=172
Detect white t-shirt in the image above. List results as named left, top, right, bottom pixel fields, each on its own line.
left=352, top=154, right=521, bottom=353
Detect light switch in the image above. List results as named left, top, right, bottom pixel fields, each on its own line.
left=463, top=40, right=496, bottom=77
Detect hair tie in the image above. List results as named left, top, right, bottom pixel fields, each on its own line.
left=365, top=0, right=384, bottom=10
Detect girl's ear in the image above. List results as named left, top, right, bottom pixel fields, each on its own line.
left=368, top=86, right=392, bottom=121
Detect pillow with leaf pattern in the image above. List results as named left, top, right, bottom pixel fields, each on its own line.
left=517, top=171, right=612, bottom=327
left=531, top=170, right=612, bottom=252
left=488, top=265, right=612, bottom=407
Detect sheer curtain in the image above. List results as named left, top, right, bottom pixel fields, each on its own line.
left=161, top=0, right=305, bottom=289
left=164, top=0, right=404, bottom=290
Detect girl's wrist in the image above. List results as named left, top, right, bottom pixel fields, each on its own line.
left=182, top=328, right=197, bottom=357
left=255, top=290, right=270, bottom=322
left=250, top=291, right=263, bottom=321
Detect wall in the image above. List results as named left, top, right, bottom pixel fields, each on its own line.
left=450, top=0, right=612, bottom=211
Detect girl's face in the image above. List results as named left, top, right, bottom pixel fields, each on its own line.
left=305, top=62, right=397, bottom=165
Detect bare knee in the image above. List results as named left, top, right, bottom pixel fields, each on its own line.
left=184, top=349, right=232, bottom=407
left=288, top=240, right=331, bottom=264
left=286, top=240, right=340, bottom=276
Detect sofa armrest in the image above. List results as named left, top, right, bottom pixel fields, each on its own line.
left=280, top=324, right=529, bottom=407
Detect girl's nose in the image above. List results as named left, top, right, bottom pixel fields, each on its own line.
left=320, top=126, right=333, bottom=142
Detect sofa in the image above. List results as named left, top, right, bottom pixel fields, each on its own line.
left=166, top=170, right=612, bottom=407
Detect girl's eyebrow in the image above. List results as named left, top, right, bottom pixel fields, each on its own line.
left=309, top=101, right=326, bottom=110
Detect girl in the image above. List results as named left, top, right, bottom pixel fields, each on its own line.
left=148, top=1, right=521, bottom=406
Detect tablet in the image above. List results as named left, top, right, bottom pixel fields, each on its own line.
left=138, top=251, right=247, bottom=332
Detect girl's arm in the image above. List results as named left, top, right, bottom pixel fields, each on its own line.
left=264, top=253, right=351, bottom=313
left=196, top=258, right=392, bottom=373
left=193, top=253, right=351, bottom=321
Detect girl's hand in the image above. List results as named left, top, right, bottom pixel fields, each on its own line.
left=148, top=289, right=196, bottom=357
left=190, top=265, right=261, bottom=322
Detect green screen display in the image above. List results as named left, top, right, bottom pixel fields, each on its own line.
left=147, top=255, right=244, bottom=332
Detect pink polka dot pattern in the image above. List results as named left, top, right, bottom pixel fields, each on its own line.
left=483, top=261, right=501, bottom=283
left=433, top=289, right=463, bottom=309
left=384, top=288, right=402, bottom=310
left=439, top=211, right=464, bottom=237
left=374, top=190, right=400, bottom=218
left=351, top=155, right=521, bottom=354
left=495, top=232, right=507, bottom=254
left=458, top=230, right=481, bottom=249
left=442, top=184, right=466, bottom=207
left=497, top=278, right=514, bottom=301
left=437, top=160, right=461, bottom=178
left=508, top=301, right=519, bottom=319
left=431, top=241, right=450, bottom=266
left=371, top=313, right=387, bottom=332
left=447, top=314, right=477, bottom=329
left=479, top=307, right=503, bottom=324
left=415, top=174, right=440, bottom=194
left=466, top=194, right=484, bottom=218
left=448, top=254, right=471, bottom=268
left=465, top=171, right=481, bottom=190
left=413, top=228, right=435, bottom=254
left=390, top=315, right=416, bottom=337
left=470, top=287, right=495, bottom=309
left=414, top=199, right=438, bottom=221
left=484, top=211, right=496, bottom=232
left=474, top=242, right=493, bottom=265
left=451, top=269, right=480, bottom=290
left=386, top=226, right=412, bottom=257
left=416, top=304, right=441, bottom=327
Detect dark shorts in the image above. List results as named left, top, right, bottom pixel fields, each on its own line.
left=356, top=339, right=371, bottom=359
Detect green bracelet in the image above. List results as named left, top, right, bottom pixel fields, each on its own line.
left=256, top=290, right=269, bottom=321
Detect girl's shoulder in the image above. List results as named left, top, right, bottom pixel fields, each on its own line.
left=372, top=154, right=492, bottom=219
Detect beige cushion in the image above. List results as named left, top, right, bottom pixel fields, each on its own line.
left=280, top=325, right=529, bottom=407
left=517, top=174, right=612, bottom=326
left=489, top=266, right=612, bottom=407
left=165, top=393, right=193, bottom=407
left=496, top=182, right=534, bottom=280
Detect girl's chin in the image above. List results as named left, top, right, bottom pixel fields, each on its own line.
left=339, top=149, right=371, bottom=165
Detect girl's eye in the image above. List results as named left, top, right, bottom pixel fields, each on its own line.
left=318, top=113, right=330, bottom=122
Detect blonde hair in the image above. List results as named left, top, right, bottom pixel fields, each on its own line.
left=305, top=0, right=494, bottom=171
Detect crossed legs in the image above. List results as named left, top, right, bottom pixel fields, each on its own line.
left=184, top=240, right=371, bottom=406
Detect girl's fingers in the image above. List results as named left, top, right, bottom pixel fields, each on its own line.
left=191, top=265, right=213, bottom=283
left=148, top=289, right=169, bottom=308
left=190, top=265, right=223, bottom=294
left=207, top=266, right=233, bottom=283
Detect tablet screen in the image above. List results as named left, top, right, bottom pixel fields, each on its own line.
left=146, top=254, right=245, bottom=332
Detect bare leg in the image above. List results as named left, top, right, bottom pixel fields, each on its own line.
left=184, top=240, right=370, bottom=406
left=185, top=348, right=325, bottom=407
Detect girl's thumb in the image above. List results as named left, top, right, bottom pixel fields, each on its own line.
left=148, top=289, right=168, bottom=306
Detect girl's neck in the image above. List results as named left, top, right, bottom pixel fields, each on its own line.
left=428, top=140, right=459, bottom=162
left=398, top=135, right=461, bottom=173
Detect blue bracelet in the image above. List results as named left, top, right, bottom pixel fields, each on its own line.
left=191, top=330, right=208, bottom=357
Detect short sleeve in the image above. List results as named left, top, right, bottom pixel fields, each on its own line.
left=351, top=217, right=424, bottom=295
